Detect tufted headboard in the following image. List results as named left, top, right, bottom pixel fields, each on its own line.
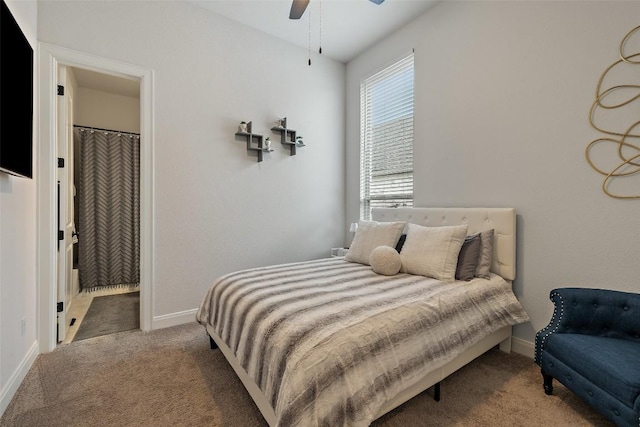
left=372, top=207, right=516, bottom=281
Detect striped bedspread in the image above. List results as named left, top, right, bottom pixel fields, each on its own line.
left=196, top=257, right=529, bottom=427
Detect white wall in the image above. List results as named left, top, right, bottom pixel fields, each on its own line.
left=75, top=87, right=140, bottom=134
left=37, top=1, right=346, bottom=324
left=0, top=0, right=39, bottom=416
left=347, top=1, right=640, bottom=343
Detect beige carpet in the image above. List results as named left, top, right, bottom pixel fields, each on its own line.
left=1, top=322, right=613, bottom=427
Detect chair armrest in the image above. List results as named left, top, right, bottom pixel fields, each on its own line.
left=535, top=287, right=640, bottom=365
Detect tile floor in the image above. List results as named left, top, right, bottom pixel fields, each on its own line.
left=61, top=285, right=139, bottom=344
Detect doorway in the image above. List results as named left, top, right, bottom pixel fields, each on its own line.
left=59, top=67, right=141, bottom=344
left=37, top=43, right=154, bottom=353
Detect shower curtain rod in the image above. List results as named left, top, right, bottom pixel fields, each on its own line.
left=73, top=124, right=140, bottom=136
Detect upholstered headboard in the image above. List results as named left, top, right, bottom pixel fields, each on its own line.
left=372, top=207, right=516, bottom=281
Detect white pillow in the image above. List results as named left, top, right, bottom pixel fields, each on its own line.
left=400, top=223, right=469, bottom=282
left=369, top=245, right=402, bottom=276
left=345, top=220, right=405, bottom=266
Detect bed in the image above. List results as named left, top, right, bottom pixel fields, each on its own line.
left=196, top=207, right=529, bottom=427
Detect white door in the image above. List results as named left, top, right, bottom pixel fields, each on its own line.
left=57, top=65, right=74, bottom=343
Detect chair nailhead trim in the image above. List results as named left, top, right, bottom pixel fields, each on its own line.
left=534, top=291, right=564, bottom=363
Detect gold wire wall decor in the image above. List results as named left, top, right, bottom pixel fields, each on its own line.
left=586, top=25, right=640, bottom=200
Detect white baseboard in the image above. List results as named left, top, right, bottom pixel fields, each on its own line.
left=0, top=341, right=39, bottom=417
left=152, top=308, right=198, bottom=330
left=511, top=336, right=535, bottom=359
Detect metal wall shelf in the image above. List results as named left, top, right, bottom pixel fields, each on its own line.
left=271, top=117, right=304, bottom=156
left=235, top=121, right=265, bottom=162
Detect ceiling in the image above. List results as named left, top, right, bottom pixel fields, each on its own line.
left=71, top=0, right=438, bottom=95
left=72, top=67, right=140, bottom=98
left=191, top=0, right=439, bottom=63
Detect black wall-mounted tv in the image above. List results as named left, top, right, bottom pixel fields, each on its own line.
left=0, top=0, right=34, bottom=179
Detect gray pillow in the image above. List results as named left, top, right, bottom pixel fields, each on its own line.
left=475, top=229, right=495, bottom=279
left=455, top=233, right=481, bottom=281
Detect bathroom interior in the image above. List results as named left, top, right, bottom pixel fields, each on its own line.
left=62, top=66, right=141, bottom=344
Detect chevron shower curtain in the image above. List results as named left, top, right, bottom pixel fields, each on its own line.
left=75, top=127, right=140, bottom=292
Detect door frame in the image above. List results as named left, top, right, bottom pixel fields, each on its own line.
left=37, top=42, right=154, bottom=352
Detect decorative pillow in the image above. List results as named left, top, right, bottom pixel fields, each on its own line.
left=369, top=246, right=402, bottom=276
left=475, top=229, right=495, bottom=279
left=395, top=234, right=407, bottom=253
left=455, top=233, right=481, bottom=281
left=344, top=220, right=405, bottom=266
left=400, top=223, right=468, bottom=282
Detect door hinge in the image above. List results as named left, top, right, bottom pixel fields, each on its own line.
left=58, top=230, right=64, bottom=241
left=57, top=85, right=64, bottom=96
left=57, top=302, right=64, bottom=313
left=57, top=158, right=65, bottom=168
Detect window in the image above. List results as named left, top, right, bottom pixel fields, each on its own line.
left=359, top=53, right=414, bottom=220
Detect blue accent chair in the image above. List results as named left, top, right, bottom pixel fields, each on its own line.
left=535, top=288, right=640, bottom=427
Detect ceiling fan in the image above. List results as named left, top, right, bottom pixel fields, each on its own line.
left=289, top=0, right=385, bottom=20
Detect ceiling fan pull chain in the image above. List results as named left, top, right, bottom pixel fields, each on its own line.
left=319, top=1, right=322, bottom=55
left=308, top=5, right=312, bottom=65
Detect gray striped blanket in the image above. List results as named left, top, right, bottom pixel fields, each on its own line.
left=196, top=257, right=529, bottom=427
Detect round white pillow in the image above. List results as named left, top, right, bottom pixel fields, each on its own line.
left=369, top=245, right=402, bottom=276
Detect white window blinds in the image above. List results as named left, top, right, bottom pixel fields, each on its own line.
left=360, top=53, right=414, bottom=220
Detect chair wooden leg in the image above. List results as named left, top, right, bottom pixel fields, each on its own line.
left=542, top=370, right=553, bottom=395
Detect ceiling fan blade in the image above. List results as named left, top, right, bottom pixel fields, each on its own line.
left=369, top=0, right=385, bottom=4
left=289, top=0, right=310, bottom=19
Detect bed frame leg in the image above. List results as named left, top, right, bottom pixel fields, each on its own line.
left=433, top=382, right=441, bottom=402
left=498, top=335, right=512, bottom=353
left=541, top=370, right=553, bottom=395
left=209, top=335, right=218, bottom=350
